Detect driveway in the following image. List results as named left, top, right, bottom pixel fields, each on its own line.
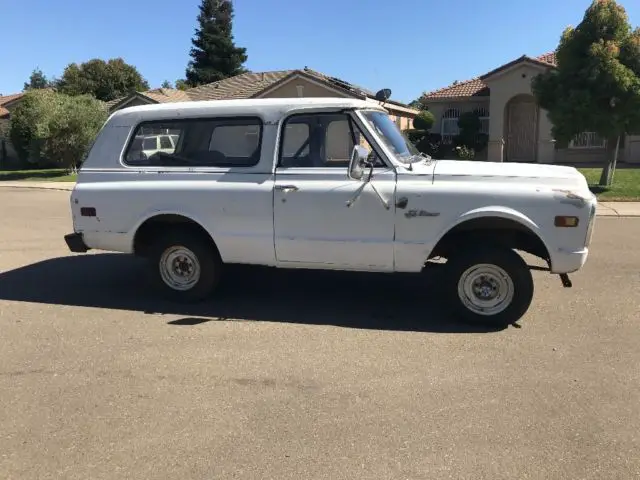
left=1, top=189, right=639, bottom=479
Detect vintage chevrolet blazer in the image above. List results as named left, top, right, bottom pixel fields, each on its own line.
left=64, top=97, right=597, bottom=326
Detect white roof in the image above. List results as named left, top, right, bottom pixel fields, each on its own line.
left=109, top=97, right=389, bottom=125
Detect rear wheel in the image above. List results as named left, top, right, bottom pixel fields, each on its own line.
left=445, top=245, right=534, bottom=327
left=148, top=230, right=221, bottom=302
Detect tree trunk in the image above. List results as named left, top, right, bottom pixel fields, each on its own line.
left=610, top=135, right=621, bottom=184
left=598, top=135, right=621, bottom=187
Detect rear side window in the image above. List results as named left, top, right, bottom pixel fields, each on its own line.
left=123, top=117, right=263, bottom=167
left=142, top=137, right=157, bottom=150
left=159, top=135, right=173, bottom=149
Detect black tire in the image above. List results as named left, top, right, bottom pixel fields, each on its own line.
left=445, top=245, right=534, bottom=327
left=147, top=229, right=221, bottom=303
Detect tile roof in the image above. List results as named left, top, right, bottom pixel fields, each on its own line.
left=186, top=70, right=294, bottom=101
left=107, top=68, right=416, bottom=113
left=141, top=88, right=192, bottom=103
left=537, top=51, right=557, bottom=65
left=0, top=93, right=25, bottom=117
left=422, top=52, right=557, bottom=101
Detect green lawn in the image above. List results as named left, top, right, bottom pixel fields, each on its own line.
left=578, top=168, right=640, bottom=202
left=0, top=169, right=77, bottom=182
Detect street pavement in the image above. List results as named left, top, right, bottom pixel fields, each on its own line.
left=1, top=181, right=640, bottom=216
left=0, top=189, right=639, bottom=479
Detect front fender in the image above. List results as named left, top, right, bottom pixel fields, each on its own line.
left=454, top=206, right=541, bottom=232
left=430, top=205, right=551, bottom=258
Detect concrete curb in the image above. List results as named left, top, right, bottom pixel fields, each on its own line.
left=0, top=182, right=75, bottom=192
left=1, top=182, right=640, bottom=217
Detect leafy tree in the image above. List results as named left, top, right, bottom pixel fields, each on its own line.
left=532, top=0, right=640, bottom=186
left=175, top=79, right=190, bottom=91
left=185, top=0, right=248, bottom=87
left=9, top=89, right=57, bottom=164
left=454, top=111, right=488, bottom=156
left=409, top=98, right=427, bottom=110
left=413, top=110, right=435, bottom=131
left=405, top=110, right=441, bottom=156
left=161, top=80, right=173, bottom=88
left=23, top=68, right=50, bottom=90
left=9, top=90, right=107, bottom=170
left=56, top=58, right=150, bottom=102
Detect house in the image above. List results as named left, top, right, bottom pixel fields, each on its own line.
left=1, top=68, right=417, bottom=168
left=108, top=67, right=419, bottom=129
left=0, top=93, right=25, bottom=166
left=421, top=52, right=640, bottom=164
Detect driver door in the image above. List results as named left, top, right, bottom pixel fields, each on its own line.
left=273, top=111, right=397, bottom=271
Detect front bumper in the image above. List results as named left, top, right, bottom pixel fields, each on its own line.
left=64, top=233, right=90, bottom=253
left=550, top=248, right=589, bottom=274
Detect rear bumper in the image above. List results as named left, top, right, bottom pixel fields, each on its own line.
left=64, top=233, right=90, bottom=253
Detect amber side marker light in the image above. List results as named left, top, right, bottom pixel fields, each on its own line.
left=555, top=216, right=579, bottom=227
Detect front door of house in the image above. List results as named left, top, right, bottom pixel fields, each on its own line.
left=506, top=97, right=537, bottom=163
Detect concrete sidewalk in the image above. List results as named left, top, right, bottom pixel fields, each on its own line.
left=0, top=181, right=75, bottom=192
left=1, top=181, right=640, bottom=217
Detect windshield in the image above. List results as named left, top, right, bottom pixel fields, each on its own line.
left=360, top=110, right=419, bottom=163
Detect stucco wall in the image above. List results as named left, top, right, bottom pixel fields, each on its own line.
left=483, top=63, right=552, bottom=163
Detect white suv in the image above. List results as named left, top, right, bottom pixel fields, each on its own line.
left=64, top=97, right=597, bottom=327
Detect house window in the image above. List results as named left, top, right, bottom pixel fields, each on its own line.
left=569, top=132, right=606, bottom=149
left=475, top=107, right=490, bottom=135
left=441, top=108, right=460, bottom=144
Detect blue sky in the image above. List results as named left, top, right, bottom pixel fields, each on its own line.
left=2, top=0, right=639, bottom=103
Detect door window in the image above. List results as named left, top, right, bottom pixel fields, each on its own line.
left=278, top=113, right=384, bottom=168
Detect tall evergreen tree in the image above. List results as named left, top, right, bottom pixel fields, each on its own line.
left=185, top=0, right=248, bottom=87
left=23, top=68, right=50, bottom=91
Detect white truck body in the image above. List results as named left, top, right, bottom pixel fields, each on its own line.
left=65, top=97, right=597, bottom=326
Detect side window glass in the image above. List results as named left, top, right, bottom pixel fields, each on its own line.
left=159, top=136, right=173, bottom=149
left=209, top=124, right=261, bottom=161
left=142, top=137, right=157, bottom=150
left=124, top=118, right=262, bottom=167
left=278, top=113, right=384, bottom=168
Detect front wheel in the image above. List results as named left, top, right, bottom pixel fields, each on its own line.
left=147, top=230, right=221, bottom=303
left=445, top=245, right=534, bottom=327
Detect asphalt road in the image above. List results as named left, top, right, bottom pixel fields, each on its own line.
left=1, top=188, right=639, bottom=480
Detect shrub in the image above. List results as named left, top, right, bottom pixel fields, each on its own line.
left=455, top=145, right=475, bottom=160
left=412, top=110, right=435, bottom=131
left=9, top=90, right=107, bottom=171
left=452, top=110, right=488, bottom=159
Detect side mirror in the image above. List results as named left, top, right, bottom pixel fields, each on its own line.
left=348, top=145, right=371, bottom=180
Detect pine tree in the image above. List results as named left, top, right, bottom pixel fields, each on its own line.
left=185, top=0, right=248, bottom=87
left=23, top=68, right=50, bottom=91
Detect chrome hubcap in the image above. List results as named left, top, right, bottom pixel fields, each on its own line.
left=457, top=264, right=514, bottom=316
left=159, top=246, right=201, bottom=291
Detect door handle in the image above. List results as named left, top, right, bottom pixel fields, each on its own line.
left=275, top=185, right=299, bottom=193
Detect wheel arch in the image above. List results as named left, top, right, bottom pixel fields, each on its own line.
left=429, top=206, right=552, bottom=264
left=131, top=211, right=218, bottom=257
